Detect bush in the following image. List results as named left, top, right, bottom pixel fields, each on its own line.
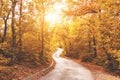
left=18, top=52, right=41, bottom=66
left=103, top=52, right=120, bottom=75
left=0, top=54, right=11, bottom=66
left=66, top=50, right=80, bottom=59
left=92, top=54, right=107, bottom=66
left=39, top=52, right=52, bottom=65
left=81, top=54, right=94, bottom=62
left=104, top=52, right=120, bottom=71
left=107, top=58, right=119, bottom=71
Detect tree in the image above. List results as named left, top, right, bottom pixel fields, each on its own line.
left=0, top=0, right=11, bottom=43
left=11, top=0, right=17, bottom=50
left=41, top=0, right=45, bottom=59
left=63, top=0, right=98, bottom=16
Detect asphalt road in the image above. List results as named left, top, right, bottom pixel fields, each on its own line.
left=39, top=48, right=94, bottom=80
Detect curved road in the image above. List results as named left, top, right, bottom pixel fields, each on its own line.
left=39, top=48, right=94, bottom=80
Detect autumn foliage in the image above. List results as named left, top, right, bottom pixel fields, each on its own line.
left=0, top=0, right=120, bottom=79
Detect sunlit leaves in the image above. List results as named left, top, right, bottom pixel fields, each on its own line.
left=0, top=0, right=11, bottom=18
left=0, top=0, right=119, bottom=69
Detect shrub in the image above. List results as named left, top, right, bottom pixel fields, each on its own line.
left=0, top=54, right=11, bottom=66
left=81, top=54, right=94, bottom=62
left=92, top=54, right=107, bottom=66
left=106, top=57, right=119, bottom=71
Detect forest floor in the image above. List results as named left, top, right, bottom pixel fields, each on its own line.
left=65, top=57, right=120, bottom=80
left=0, top=63, right=51, bottom=80
left=0, top=57, right=120, bottom=80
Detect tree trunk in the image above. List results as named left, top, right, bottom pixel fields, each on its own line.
left=1, top=11, right=10, bottom=43
left=41, top=0, right=45, bottom=58
left=88, top=39, right=91, bottom=53
left=11, top=0, right=17, bottom=61
left=1, top=19, right=7, bottom=43
left=40, top=0, right=45, bottom=64
left=93, top=35, right=97, bottom=57
left=88, top=24, right=92, bottom=53
left=17, top=0, right=23, bottom=61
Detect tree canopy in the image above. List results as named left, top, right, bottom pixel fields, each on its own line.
left=0, top=0, right=120, bottom=75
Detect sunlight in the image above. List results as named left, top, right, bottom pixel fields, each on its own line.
left=53, top=2, right=65, bottom=10
left=45, top=12, right=59, bottom=25
left=45, top=2, right=66, bottom=27
left=28, top=0, right=32, bottom=2
left=73, top=0, right=78, bottom=2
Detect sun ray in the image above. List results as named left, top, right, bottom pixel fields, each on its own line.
left=45, top=2, right=66, bottom=27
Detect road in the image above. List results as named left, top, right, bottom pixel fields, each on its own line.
left=39, top=48, right=94, bottom=80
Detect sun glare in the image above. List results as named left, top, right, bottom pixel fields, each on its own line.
left=45, top=2, right=66, bottom=27
left=45, top=12, right=59, bottom=25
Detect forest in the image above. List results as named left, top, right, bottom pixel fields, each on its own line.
left=0, top=0, right=120, bottom=79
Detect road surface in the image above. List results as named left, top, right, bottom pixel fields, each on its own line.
left=39, top=48, right=94, bottom=80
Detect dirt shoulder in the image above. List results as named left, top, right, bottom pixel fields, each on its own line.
left=0, top=64, right=47, bottom=80
left=64, top=57, right=120, bottom=80
left=0, top=60, right=55, bottom=80
left=24, top=60, right=56, bottom=80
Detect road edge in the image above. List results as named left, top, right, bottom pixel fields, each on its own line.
left=63, top=56, right=120, bottom=80
left=23, top=59, right=56, bottom=80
